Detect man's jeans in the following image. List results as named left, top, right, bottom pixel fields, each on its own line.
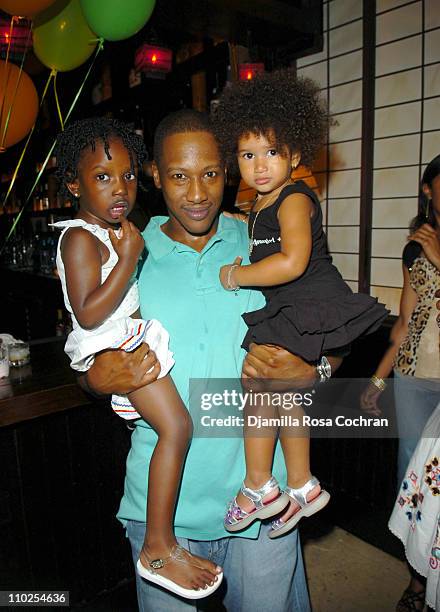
left=126, top=520, right=311, bottom=612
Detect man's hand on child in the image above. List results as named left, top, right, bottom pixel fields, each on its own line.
left=109, top=216, right=145, bottom=265
left=243, top=344, right=318, bottom=390
left=86, top=344, right=161, bottom=395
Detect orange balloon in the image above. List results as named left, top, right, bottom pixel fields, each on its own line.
left=0, top=61, right=39, bottom=150
left=0, top=0, right=56, bottom=17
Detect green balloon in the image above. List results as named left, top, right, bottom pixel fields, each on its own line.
left=33, top=0, right=97, bottom=72
left=80, top=0, right=155, bottom=41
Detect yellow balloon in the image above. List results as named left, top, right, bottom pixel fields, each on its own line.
left=0, top=61, right=39, bottom=149
left=33, top=0, right=97, bottom=72
left=0, top=0, right=56, bottom=17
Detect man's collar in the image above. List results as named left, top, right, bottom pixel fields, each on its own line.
left=144, top=213, right=242, bottom=259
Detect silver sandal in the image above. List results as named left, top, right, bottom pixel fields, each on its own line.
left=224, top=476, right=289, bottom=532
left=269, top=476, right=330, bottom=538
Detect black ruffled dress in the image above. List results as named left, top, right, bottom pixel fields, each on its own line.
left=242, top=182, right=389, bottom=361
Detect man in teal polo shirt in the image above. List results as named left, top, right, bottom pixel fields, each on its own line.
left=87, top=110, right=335, bottom=611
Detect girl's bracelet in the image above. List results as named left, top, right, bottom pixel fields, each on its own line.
left=371, top=375, right=386, bottom=391
left=226, top=264, right=240, bottom=292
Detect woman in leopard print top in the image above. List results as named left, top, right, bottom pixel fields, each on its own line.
left=361, top=155, right=440, bottom=612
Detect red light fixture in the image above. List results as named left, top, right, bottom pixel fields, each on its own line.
left=238, top=63, right=265, bottom=82
left=0, top=16, right=32, bottom=62
left=135, top=43, right=172, bottom=78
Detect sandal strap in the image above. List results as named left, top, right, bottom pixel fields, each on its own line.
left=145, top=544, right=205, bottom=574
left=285, top=476, right=320, bottom=507
left=240, top=476, right=280, bottom=509
left=396, top=587, right=426, bottom=611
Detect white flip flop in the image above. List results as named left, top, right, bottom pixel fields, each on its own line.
left=136, top=545, right=223, bottom=600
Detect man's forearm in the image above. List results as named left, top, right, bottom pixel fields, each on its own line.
left=77, top=371, right=108, bottom=398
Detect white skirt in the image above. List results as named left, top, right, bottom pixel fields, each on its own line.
left=65, top=317, right=175, bottom=420
left=388, top=404, right=440, bottom=611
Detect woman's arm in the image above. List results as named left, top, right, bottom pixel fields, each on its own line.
left=62, top=217, right=144, bottom=329
left=373, top=265, right=417, bottom=379
left=220, top=193, right=312, bottom=288
left=360, top=264, right=418, bottom=414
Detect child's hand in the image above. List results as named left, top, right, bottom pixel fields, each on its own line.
left=109, top=216, right=144, bottom=264
left=220, top=256, right=242, bottom=290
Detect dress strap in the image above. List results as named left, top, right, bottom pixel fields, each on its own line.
left=50, top=219, right=117, bottom=267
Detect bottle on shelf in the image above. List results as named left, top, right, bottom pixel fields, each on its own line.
left=134, top=104, right=144, bottom=140
left=55, top=309, right=65, bottom=336
left=41, top=182, right=50, bottom=210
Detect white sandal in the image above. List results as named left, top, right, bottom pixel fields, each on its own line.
left=136, top=544, right=223, bottom=600
left=269, top=476, right=330, bottom=539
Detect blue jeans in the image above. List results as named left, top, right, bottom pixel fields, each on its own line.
left=125, top=520, right=311, bottom=612
left=394, top=370, right=439, bottom=486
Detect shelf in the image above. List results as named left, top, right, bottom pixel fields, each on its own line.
left=0, top=207, right=74, bottom=218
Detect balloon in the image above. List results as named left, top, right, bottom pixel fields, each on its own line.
left=0, top=61, right=39, bottom=149
left=0, top=0, right=56, bottom=17
left=80, top=0, right=155, bottom=41
left=33, top=0, right=97, bottom=72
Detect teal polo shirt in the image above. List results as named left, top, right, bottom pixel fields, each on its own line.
left=117, top=214, right=287, bottom=540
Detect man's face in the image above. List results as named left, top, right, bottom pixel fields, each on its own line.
left=152, top=131, right=225, bottom=242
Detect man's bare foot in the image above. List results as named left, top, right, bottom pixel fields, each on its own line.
left=139, top=543, right=221, bottom=591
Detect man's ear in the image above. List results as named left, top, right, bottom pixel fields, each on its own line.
left=151, top=161, right=162, bottom=189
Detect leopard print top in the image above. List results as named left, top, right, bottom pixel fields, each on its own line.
left=394, top=255, right=440, bottom=378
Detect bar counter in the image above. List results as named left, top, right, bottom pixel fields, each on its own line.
left=0, top=339, right=90, bottom=428
left=0, top=339, right=134, bottom=606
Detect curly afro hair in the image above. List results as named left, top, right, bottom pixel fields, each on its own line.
left=212, top=69, right=328, bottom=172
left=55, top=117, right=147, bottom=200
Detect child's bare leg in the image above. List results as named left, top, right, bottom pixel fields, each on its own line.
left=128, top=375, right=220, bottom=590
left=236, top=391, right=280, bottom=512
left=278, top=405, right=320, bottom=521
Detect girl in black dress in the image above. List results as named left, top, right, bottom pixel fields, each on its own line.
left=213, top=69, right=389, bottom=537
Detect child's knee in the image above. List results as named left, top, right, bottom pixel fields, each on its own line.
left=180, top=408, right=193, bottom=441
left=164, top=408, right=193, bottom=447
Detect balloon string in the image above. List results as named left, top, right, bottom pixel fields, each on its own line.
left=1, top=68, right=55, bottom=212
left=0, top=21, right=33, bottom=150
left=1, top=41, right=104, bottom=252
left=0, top=16, right=15, bottom=147
left=53, top=71, right=64, bottom=131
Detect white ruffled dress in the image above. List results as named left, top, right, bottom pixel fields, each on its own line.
left=53, top=219, right=174, bottom=419
left=388, top=403, right=440, bottom=611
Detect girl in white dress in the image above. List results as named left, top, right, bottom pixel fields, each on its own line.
left=53, top=118, right=222, bottom=599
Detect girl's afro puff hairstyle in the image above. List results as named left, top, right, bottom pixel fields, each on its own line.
left=55, top=117, right=147, bottom=200
left=212, top=68, right=329, bottom=172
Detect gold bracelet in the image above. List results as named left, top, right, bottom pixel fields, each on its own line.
left=371, top=375, right=386, bottom=391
